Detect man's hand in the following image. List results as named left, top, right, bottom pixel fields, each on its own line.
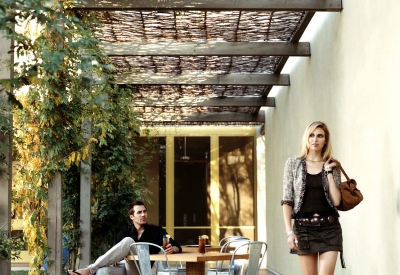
left=164, top=243, right=178, bottom=254
left=112, top=261, right=124, bottom=266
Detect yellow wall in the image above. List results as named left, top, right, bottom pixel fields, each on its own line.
left=265, top=1, right=400, bottom=274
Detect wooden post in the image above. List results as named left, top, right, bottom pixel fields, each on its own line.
left=79, top=117, right=92, bottom=268
left=48, top=172, right=63, bottom=274
left=0, top=114, right=12, bottom=275
left=0, top=31, right=13, bottom=275
left=46, top=9, right=67, bottom=273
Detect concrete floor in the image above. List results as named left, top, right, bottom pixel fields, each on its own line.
left=11, top=264, right=279, bottom=274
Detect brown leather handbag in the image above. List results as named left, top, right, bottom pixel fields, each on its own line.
left=336, top=166, right=363, bottom=211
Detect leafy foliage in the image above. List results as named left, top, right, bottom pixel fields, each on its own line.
left=0, top=227, right=25, bottom=261
left=89, top=87, right=154, bottom=259
left=0, top=0, right=153, bottom=273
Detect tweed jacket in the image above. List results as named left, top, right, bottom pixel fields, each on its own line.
left=281, top=157, right=341, bottom=218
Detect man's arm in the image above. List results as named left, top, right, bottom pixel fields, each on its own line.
left=168, top=235, right=182, bottom=253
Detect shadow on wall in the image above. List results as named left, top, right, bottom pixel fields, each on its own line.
left=219, top=137, right=254, bottom=237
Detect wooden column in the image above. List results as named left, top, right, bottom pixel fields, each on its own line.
left=0, top=31, right=12, bottom=275
left=79, top=117, right=92, bottom=268
left=165, top=136, right=174, bottom=236
left=47, top=172, right=63, bottom=274
left=209, top=135, right=219, bottom=246
left=47, top=11, right=67, bottom=272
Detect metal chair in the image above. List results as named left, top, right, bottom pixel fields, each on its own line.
left=207, top=238, right=251, bottom=275
left=155, top=260, right=186, bottom=275
left=129, top=242, right=173, bottom=275
left=218, top=236, right=250, bottom=246
left=208, top=241, right=267, bottom=275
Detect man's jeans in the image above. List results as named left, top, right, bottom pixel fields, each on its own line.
left=88, top=237, right=139, bottom=275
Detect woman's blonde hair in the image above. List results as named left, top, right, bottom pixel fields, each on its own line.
left=299, top=121, right=332, bottom=160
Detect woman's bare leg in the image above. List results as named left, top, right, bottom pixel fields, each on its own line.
left=298, top=254, right=318, bottom=275
left=319, top=251, right=338, bottom=275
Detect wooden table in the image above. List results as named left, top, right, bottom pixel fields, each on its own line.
left=182, top=245, right=228, bottom=253
left=127, top=251, right=249, bottom=275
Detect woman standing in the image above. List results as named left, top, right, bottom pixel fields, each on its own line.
left=281, top=121, right=344, bottom=275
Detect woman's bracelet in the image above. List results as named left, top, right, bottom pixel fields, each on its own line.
left=172, top=247, right=177, bottom=253
left=287, top=231, right=294, bottom=238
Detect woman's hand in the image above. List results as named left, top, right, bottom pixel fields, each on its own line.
left=325, top=157, right=342, bottom=206
left=324, top=157, right=341, bottom=171
left=287, top=234, right=298, bottom=251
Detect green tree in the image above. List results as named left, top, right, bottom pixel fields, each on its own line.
left=0, top=0, right=153, bottom=273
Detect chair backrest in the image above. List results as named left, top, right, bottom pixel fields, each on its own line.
left=216, top=238, right=251, bottom=269
left=130, top=242, right=172, bottom=275
left=228, top=241, right=267, bottom=275
left=219, top=236, right=250, bottom=246
left=220, top=238, right=251, bottom=253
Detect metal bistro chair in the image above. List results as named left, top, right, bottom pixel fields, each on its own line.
left=218, top=236, right=250, bottom=247
left=129, top=242, right=173, bottom=275
left=208, top=241, right=267, bottom=275
left=207, top=238, right=251, bottom=275
left=155, top=259, right=186, bottom=275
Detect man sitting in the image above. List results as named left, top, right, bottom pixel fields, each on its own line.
left=68, top=200, right=181, bottom=275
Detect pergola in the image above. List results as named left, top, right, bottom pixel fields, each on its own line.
left=72, top=0, right=342, bottom=129
left=0, top=1, right=343, bottom=274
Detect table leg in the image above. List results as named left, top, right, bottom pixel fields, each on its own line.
left=186, top=262, right=206, bottom=275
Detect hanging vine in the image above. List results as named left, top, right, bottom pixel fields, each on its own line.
left=0, top=0, right=153, bottom=273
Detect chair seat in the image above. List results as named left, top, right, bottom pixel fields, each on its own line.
left=130, top=242, right=177, bottom=275
left=156, top=268, right=186, bottom=275
left=207, top=264, right=241, bottom=275
left=157, top=271, right=186, bottom=275
left=207, top=268, right=234, bottom=275
left=156, top=260, right=186, bottom=275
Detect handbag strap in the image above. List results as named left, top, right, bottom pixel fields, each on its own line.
left=338, top=165, right=350, bottom=181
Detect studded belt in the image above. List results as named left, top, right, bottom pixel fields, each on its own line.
left=295, top=215, right=337, bottom=227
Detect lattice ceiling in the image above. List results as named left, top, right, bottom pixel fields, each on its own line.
left=72, top=0, right=342, bottom=126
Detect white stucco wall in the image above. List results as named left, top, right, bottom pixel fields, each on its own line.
left=265, top=1, right=400, bottom=274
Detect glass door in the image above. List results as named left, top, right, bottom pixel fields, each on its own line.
left=173, top=137, right=210, bottom=244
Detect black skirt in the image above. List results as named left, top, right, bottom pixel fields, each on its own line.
left=290, top=220, right=343, bottom=255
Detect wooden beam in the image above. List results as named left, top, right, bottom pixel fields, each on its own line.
left=73, top=0, right=342, bottom=12
left=115, top=73, right=290, bottom=86
left=102, top=42, right=310, bottom=57
left=132, top=96, right=275, bottom=107
left=48, top=173, right=63, bottom=275
left=273, top=12, right=316, bottom=75
left=260, top=12, right=315, bottom=99
left=139, top=110, right=266, bottom=123
left=0, top=115, right=12, bottom=275
left=0, top=32, right=12, bottom=275
left=79, top=118, right=92, bottom=269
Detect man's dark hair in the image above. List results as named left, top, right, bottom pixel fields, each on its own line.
left=128, top=201, right=146, bottom=215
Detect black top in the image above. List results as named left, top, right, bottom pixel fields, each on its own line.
left=296, top=172, right=337, bottom=218
left=113, top=224, right=182, bottom=254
